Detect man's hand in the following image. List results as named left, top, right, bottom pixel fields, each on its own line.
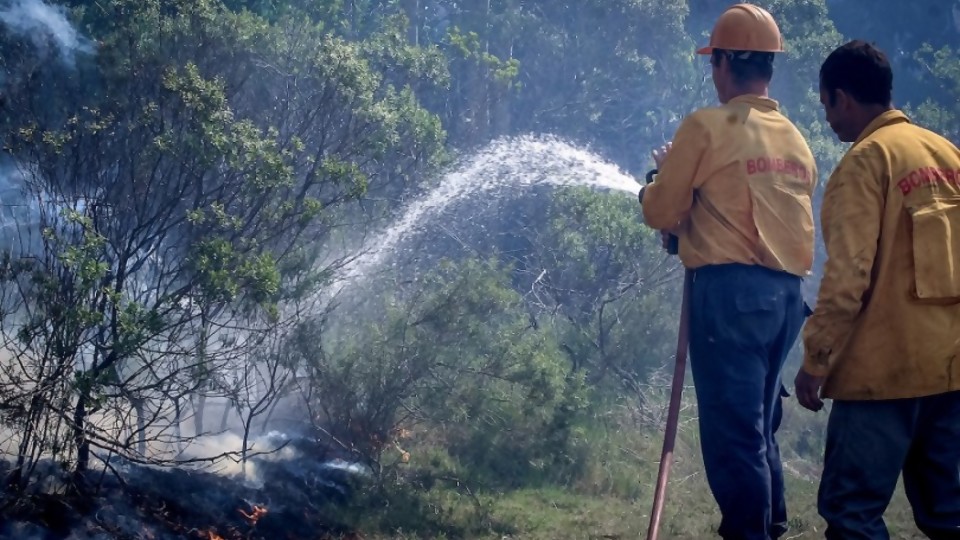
left=794, top=369, right=826, bottom=412
left=649, top=142, right=677, bottom=253
left=651, top=142, right=672, bottom=169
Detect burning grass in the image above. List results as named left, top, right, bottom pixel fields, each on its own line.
left=0, top=451, right=369, bottom=540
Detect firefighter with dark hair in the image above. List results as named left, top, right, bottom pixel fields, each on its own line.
left=638, top=4, right=817, bottom=539
left=796, top=39, right=960, bottom=539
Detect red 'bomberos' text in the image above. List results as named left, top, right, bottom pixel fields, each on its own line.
left=746, top=157, right=810, bottom=182
left=897, top=167, right=960, bottom=196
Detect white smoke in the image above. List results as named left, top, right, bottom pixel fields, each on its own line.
left=0, top=0, right=94, bottom=67
left=953, top=1, right=960, bottom=35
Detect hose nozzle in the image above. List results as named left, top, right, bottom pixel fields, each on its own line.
left=643, top=168, right=679, bottom=256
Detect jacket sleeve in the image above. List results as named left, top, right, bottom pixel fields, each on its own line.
left=641, top=115, right=709, bottom=230
left=801, top=151, right=884, bottom=377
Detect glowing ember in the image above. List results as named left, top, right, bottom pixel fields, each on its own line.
left=238, top=503, right=268, bottom=526
left=204, top=530, right=224, bottom=540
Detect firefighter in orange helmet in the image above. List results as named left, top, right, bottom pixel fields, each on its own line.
left=638, top=4, right=817, bottom=539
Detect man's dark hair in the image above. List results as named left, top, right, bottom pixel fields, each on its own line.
left=820, top=40, right=892, bottom=106
left=711, top=49, right=774, bottom=85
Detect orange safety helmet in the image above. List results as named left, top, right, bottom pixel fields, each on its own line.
left=696, top=3, right=784, bottom=55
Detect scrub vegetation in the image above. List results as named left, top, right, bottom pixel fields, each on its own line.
left=0, top=0, right=955, bottom=538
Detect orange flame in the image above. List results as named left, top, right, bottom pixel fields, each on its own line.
left=238, top=503, right=268, bottom=526
left=205, top=530, right=224, bottom=540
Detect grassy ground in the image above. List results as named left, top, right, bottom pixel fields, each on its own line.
left=355, top=396, right=928, bottom=539
left=361, top=475, right=926, bottom=539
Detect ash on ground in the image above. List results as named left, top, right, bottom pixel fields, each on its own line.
left=0, top=433, right=372, bottom=540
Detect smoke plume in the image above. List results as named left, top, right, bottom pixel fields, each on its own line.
left=0, top=0, right=94, bottom=67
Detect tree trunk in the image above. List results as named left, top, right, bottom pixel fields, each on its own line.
left=133, top=398, right=146, bottom=456
left=192, top=307, right=210, bottom=437
left=261, top=397, right=282, bottom=433
left=193, top=394, right=206, bottom=436
left=73, top=391, right=90, bottom=491
left=489, top=0, right=512, bottom=137
left=402, top=0, right=419, bottom=45
left=8, top=393, right=43, bottom=493
left=241, top=416, right=251, bottom=480
left=173, top=397, right=184, bottom=455
left=219, top=399, right=231, bottom=432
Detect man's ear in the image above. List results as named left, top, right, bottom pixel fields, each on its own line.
left=833, top=88, right=852, bottom=111
left=716, top=54, right=729, bottom=74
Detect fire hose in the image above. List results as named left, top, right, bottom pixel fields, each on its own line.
left=641, top=169, right=692, bottom=540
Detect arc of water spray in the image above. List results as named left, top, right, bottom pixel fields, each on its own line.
left=332, top=134, right=643, bottom=294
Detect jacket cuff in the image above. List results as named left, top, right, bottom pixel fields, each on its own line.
left=802, top=352, right=831, bottom=378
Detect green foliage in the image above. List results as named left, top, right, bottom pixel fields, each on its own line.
left=907, top=44, right=960, bottom=140
left=0, top=0, right=957, bottom=537
left=190, top=238, right=281, bottom=306
left=299, top=257, right=588, bottom=486
left=446, top=26, right=520, bottom=87
left=0, top=0, right=447, bottom=485
left=520, top=187, right=681, bottom=397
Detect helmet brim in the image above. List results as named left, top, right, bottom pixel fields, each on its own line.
left=697, top=45, right=785, bottom=55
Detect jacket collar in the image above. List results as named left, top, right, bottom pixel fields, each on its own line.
left=854, top=109, right=911, bottom=146
left=728, top=94, right=779, bottom=111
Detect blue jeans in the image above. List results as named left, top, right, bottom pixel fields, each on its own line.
left=688, top=263, right=804, bottom=539
left=819, top=391, right=960, bottom=539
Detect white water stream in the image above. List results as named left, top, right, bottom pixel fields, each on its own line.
left=335, top=134, right=643, bottom=288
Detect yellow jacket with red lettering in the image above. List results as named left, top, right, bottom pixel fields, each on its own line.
left=641, top=95, right=818, bottom=277
left=802, top=110, right=960, bottom=400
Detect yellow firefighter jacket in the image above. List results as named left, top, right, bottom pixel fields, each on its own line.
left=641, top=95, right=817, bottom=277
left=802, top=110, right=960, bottom=400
